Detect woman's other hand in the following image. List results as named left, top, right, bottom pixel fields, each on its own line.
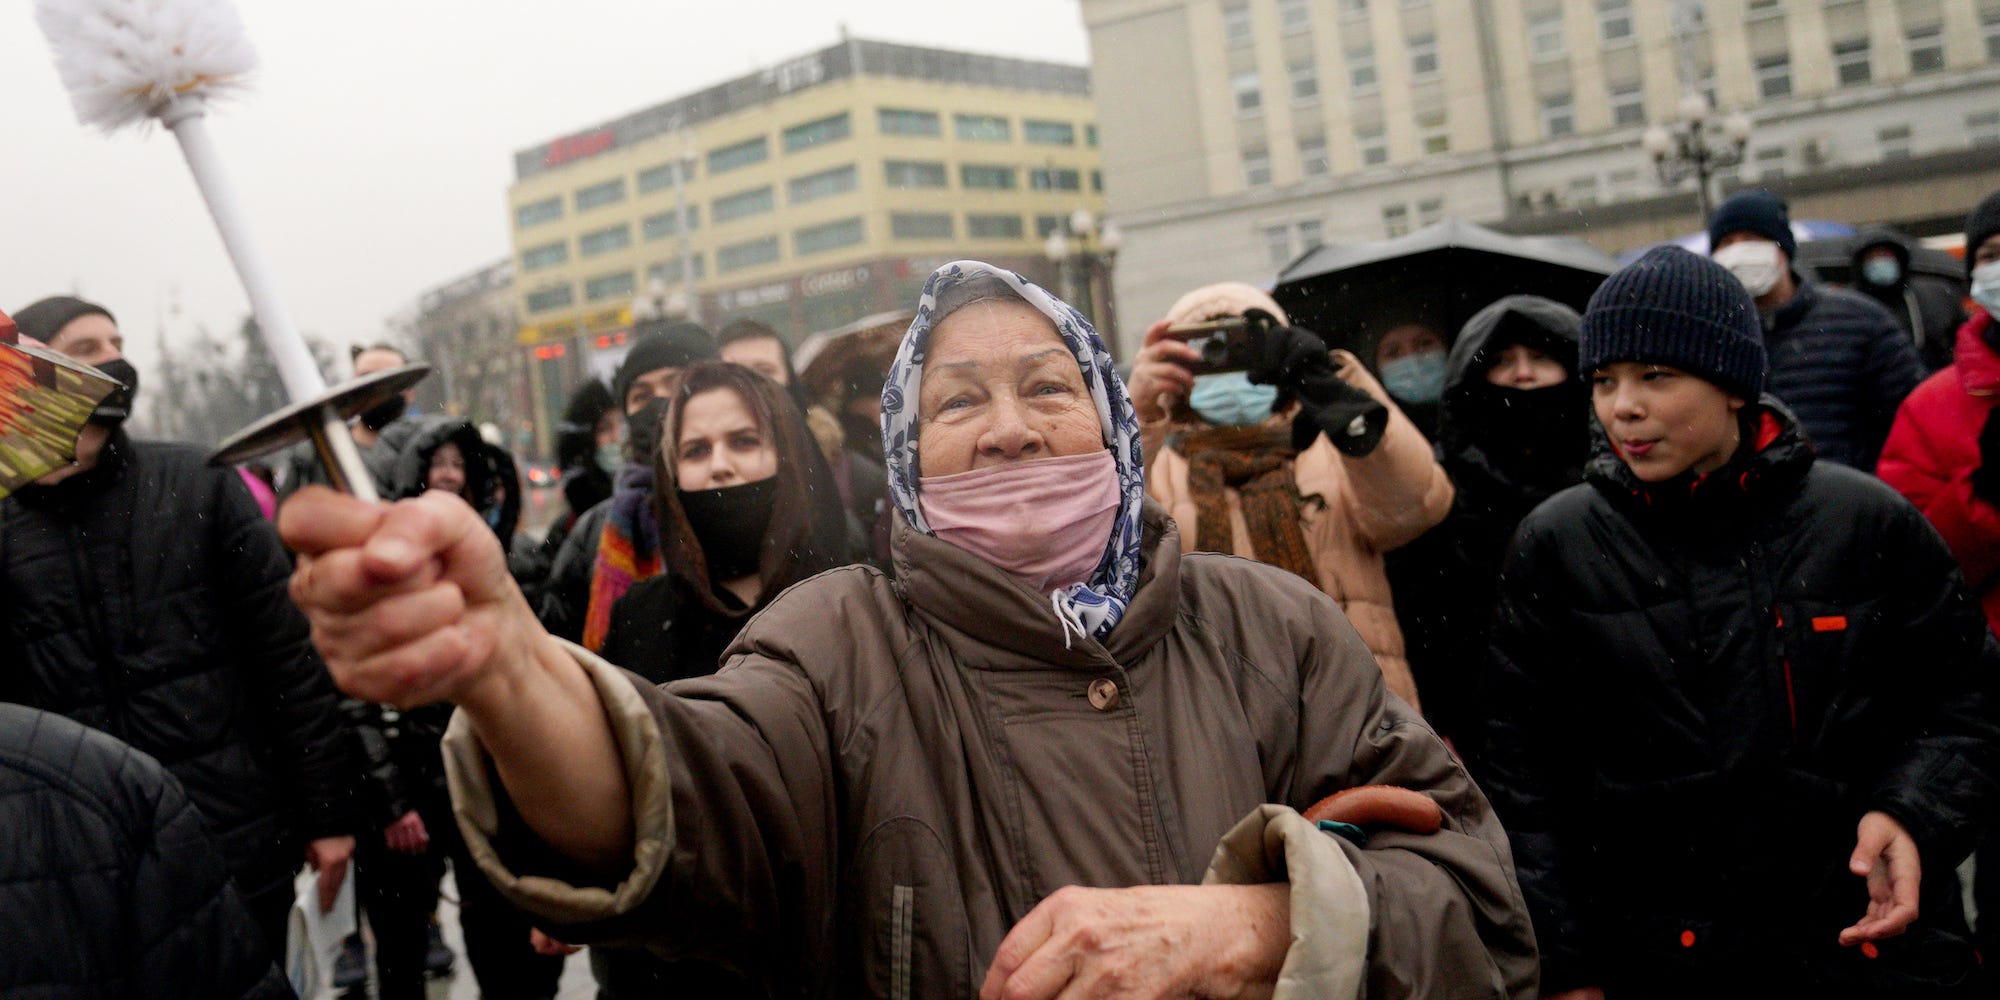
left=1127, top=319, right=1201, bottom=424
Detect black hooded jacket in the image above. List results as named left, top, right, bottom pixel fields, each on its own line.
left=1763, top=276, right=1923, bottom=471
left=0, top=704, right=292, bottom=1000
left=1849, top=226, right=1966, bottom=374
left=1479, top=400, right=2000, bottom=995
left=0, top=431, right=358, bottom=911
left=1388, top=296, right=1588, bottom=749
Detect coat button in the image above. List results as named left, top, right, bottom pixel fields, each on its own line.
left=1087, top=678, right=1120, bottom=711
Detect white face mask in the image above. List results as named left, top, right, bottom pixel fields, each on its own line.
left=1973, top=260, right=2000, bottom=317
left=1713, top=240, right=1784, bottom=298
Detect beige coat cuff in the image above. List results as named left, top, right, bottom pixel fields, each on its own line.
left=443, top=640, right=674, bottom=927
left=1204, top=804, right=1370, bottom=1000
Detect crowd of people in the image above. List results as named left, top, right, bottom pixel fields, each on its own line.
left=5, top=184, right=2000, bottom=1000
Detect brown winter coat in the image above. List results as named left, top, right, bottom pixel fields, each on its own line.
left=1147, top=354, right=1452, bottom=707
left=444, top=501, right=1534, bottom=998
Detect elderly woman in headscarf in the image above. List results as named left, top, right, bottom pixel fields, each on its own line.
left=1128, top=283, right=1452, bottom=708
left=276, top=262, right=1536, bottom=999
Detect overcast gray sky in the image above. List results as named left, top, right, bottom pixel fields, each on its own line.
left=0, top=0, right=1091, bottom=374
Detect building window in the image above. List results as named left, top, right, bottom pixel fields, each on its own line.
left=574, top=178, right=626, bottom=212
left=960, top=164, right=1017, bottom=190
left=708, top=137, right=769, bottom=174
left=1756, top=53, right=1791, bottom=99
left=578, top=224, right=631, bottom=257
left=1296, top=218, right=1324, bottom=252
left=1263, top=224, right=1294, bottom=268
left=1035, top=215, right=1066, bottom=237
left=1878, top=124, right=1912, bottom=160
left=520, top=241, right=568, bottom=271
left=1541, top=93, right=1575, bottom=138
left=1746, top=0, right=1780, bottom=17
left=1417, top=110, right=1450, bottom=154
left=1092, top=169, right=1104, bottom=192
left=1357, top=125, right=1388, bottom=165
left=1233, top=70, right=1263, bottom=113
left=1280, top=0, right=1312, bottom=33
left=1339, top=0, right=1368, bottom=19
left=1970, top=110, right=2000, bottom=146
left=878, top=108, right=941, bottom=137
left=1086, top=124, right=1099, bottom=146
left=641, top=207, right=699, bottom=241
left=783, top=113, right=851, bottom=153
left=646, top=256, right=706, bottom=284
left=1417, top=197, right=1444, bottom=226
left=1290, top=59, right=1319, bottom=102
left=1753, top=145, right=1787, bottom=180
left=637, top=159, right=691, bottom=193
left=1410, top=35, right=1439, bottom=79
left=1348, top=46, right=1378, bottom=92
left=1024, top=120, right=1077, bottom=145
left=885, top=160, right=948, bottom=189
left=717, top=236, right=782, bottom=273
left=584, top=271, right=636, bottom=302
left=515, top=197, right=562, bottom=228
left=713, top=186, right=776, bottom=223
left=1609, top=82, right=1645, bottom=126
left=1528, top=9, right=1566, bottom=60
left=1223, top=3, right=1253, bottom=46
left=1030, top=168, right=1083, bottom=191
left=1906, top=25, right=1945, bottom=75
left=1988, top=9, right=2000, bottom=61
left=794, top=217, right=864, bottom=256
left=890, top=213, right=954, bottom=239
left=967, top=214, right=1026, bottom=239
left=1598, top=0, right=1633, bottom=42
left=1566, top=176, right=1600, bottom=207
left=1607, top=167, right=1641, bottom=200
left=1243, top=145, right=1272, bottom=187
left=787, top=164, right=858, bottom=204
left=526, top=285, right=574, bottom=313
left=1833, top=38, right=1871, bottom=86
left=1299, top=135, right=1330, bottom=176
left=954, top=113, right=1012, bottom=142
left=1382, top=203, right=1411, bottom=237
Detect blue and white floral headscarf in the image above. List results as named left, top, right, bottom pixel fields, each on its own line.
left=881, top=260, right=1146, bottom=641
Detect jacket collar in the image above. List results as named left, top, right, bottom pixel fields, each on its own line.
left=891, top=498, right=1182, bottom=672
left=1956, top=311, right=2000, bottom=396
left=1767, top=273, right=1818, bottom=334
left=1586, top=398, right=1815, bottom=518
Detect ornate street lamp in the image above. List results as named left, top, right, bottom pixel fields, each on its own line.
left=1641, top=93, right=1752, bottom=221
left=1043, top=208, right=1123, bottom=354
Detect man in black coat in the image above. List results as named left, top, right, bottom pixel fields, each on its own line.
left=1708, top=190, right=1923, bottom=470
left=0, top=703, right=292, bottom=1000
left=2, top=296, right=359, bottom=962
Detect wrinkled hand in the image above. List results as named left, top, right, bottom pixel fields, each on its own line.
left=280, top=487, right=539, bottom=711
left=1127, top=319, right=1201, bottom=423
left=1839, top=810, right=1922, bottom=946
left=978, top=884, right=1289, bottom=1000
left=529, top=928, right=582, bottom=957
left=305, top=835, right=355, bottom=914
left=383, top=810, right=430, bottom=855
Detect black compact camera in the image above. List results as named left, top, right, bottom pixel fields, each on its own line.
left=1166, top=314, right=1271, bottom=376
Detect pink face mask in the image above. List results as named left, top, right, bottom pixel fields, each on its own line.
left=918, top=449, right=1121, bottom=593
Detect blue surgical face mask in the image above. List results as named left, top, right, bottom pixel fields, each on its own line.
left=1972, top=260, right=2000, bottom=317
left=1380, top=351, right=1448, bottom=404
left=1860, top=256, right=1902, bottom=288
left=1188, top=371, right=1279, bottom=427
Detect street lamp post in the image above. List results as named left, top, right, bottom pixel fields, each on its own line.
left=1042, top=207, right=1123, bottom=354
left=1641, top=93, right=1752, bottom=221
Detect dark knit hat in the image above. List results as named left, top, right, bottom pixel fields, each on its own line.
left=1965, top=191, right=2000, bottom=278
left=613, top=319, right=715, bottom=404
left=1580, top=246, right=1768, bottom=400
left=12, top=296, right=115, bottom=346
left=1707, top=189, right=1796, bottom=262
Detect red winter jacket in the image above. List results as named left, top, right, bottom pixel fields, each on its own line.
left=1879, top=310, right=2000, bottom=633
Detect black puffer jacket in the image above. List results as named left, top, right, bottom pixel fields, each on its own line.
left=1764, top=277, right=1923, bottom=470
left=0, top=704, right=291, bottom=1000
left=0, top=432, right=357, bottom=913
left=1481, top=401, right=2000, bottom=996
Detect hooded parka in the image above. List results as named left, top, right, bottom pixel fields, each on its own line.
left=1849, top=226, right=1965, bottom=373
left=1481, top=400, right=2000, bottom=996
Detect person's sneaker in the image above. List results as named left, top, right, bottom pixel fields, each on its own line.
left=332, top=933, right=369, bottom=989
left=423, top=922, right=454, bottom=977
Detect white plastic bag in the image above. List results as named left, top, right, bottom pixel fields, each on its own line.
left=283, top=867, right=357, bottom=1000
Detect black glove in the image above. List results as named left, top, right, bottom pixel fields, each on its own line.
left=1244, top=316, right=1390, bottom=457
left=1973, top=409, right=2000, bottom=503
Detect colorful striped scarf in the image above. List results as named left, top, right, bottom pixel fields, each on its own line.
left=582, top=464, right=662, bottom=652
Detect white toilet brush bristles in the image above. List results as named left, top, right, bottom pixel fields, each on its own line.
left=34, top=0, right=257, bottom=132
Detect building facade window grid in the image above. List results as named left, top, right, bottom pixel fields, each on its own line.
left=1878, top=124, right=1912, bottom=160
left=968, top=213, right=1026, bottom=239
left=1339, top=0, right=1368, bottom=20
left=1031, top=168, right=1083, bottom=191
left=641, top=207, right=700, bottom=241
left=794, top=216, right=865, bottom=255
left=521, top=242, right=568, bottom=271
left=1279, top=0, right=1312, bottom=34
left=1035, top=214, right=1066, bottom=237
left=1906, top=25, right=1945, bottom=75
left=637, top=160, right=692, bottom=194
left=647, top=256, right=706, bottom=284
left=708, top=137, right=770, bottom=174
left=961, top=164, right=1017, bottom=189
left=783, top=113, right=852, bottom=153
left=1529, top=9, right=1567, bottom=60
left=1299, top=135, right=1330, bottom=175
left=1349, top=46, right=1378, bottom=92
left=578, top=224, right=631, bottom=257
left=713, top=186, right=776, bottom=223
left=1243, top=145, right=1272, bottom=186
left=1234, top=70, right=1263, bottom=113
left=885, top=160, right=949, bottom=189
left=1987, top=8, right=2000, bottom=61
left=1024, top=120, right=1077, bottom=145
left=716, top=236, right=781, bottom=272
left=1224, top=3, right=1253, bottom=46
left=1382, top=203, right=1410, bottom=237
left=954, top=113, right=1013, bottom=142
left=878, top=108, right=942, bottom=137
left=1291, top=59, right=1320, bottom=102
left=1833, top=37, right=1871, bottom=86
left=1757, top=53, right=1792, bottom=99
left=787, top=164, right=859, bottom=204
left=1542, top=93, right=1576, bottom=138
left=515, top=198, right=562, bottom=228
left=1417, top=197, right=1444, bottom=226
left=1264, top=223, right=1293, bottom=267
left=1296, top=218, right=1323, bottom=253
left=584, top=271, right=636, bottom=302
left=1417, top=110, right=1450, bottom=154
left=1972, top=110, right=2000, bottom=146
left=1610, top=82, right=1645, bottom=126
left=574, top=178, right=626, bottom=212
left=1357, top=125, right=1388, bottom=165
left=1599, top=0, right=1633, bottom=43
left=1410, top=35, right=1440, bottom=79
left=526, top=285, right=573, bottom=313
left=890, top=212, right=955, bottom=239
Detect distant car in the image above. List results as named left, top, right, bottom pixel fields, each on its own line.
left=522, top=462, right=560, bottom=488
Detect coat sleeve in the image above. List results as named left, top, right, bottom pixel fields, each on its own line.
left=1878, top=395, right=2000, bottom=591
left=443, top=641, right=838, bottom=989
left=1476, top=519, right=1600, bottom=993
left=1857, top=310, right=1925, bottom=471
left=1276, top=571, right=1539, bottom=998
left=210, top=466, right=359, bottom=841
left=1329, top=354, right=1455, bottom=553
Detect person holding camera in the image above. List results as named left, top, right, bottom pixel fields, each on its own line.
left=1127, top=283, right=1451, bottom=708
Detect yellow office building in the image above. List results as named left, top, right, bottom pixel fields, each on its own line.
left=507, top=37, right=1106, bottom=401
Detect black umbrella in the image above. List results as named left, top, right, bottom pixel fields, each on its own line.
left=1272, top=218, right=1619, bottom=361
left=1793, top=235, right=1967, bottom=286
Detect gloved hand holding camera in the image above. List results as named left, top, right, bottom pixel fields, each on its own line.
left=1240, top=311, right=1388, bottom=457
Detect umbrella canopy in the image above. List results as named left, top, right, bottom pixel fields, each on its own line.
left=0, top=307, right=121, bottom=498
left=1272, top=218, right=1619, bottom=362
